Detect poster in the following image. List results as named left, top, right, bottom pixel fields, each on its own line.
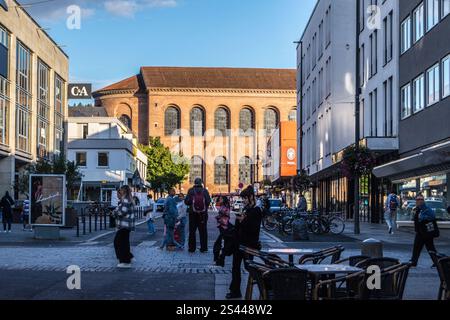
left=29, top=174, right=66, bottom=226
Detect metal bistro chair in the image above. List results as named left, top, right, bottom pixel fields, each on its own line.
left=313, top=270, right=367, bottom=300
left=240, top=246, right=273, bottom=300
left=355, top=257, right=401, bottom=270
left=429, top=251, right=448, bottom=300
left=334, top=255, right=371, bottom=267
left=245, top=261, right=274, bottom=300
left=298, top=246, right=345, bottom=265
left=360, top=263, right=412, bottom=300
left=437, top=257, right=450, bottom=300
left=263, top=268, right=309, bottom=300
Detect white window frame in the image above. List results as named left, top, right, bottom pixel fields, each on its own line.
left=401, top=16, right=412, bottom=54
left=426, top=0, right=439, bottom=31
left=443, top=55, right=450, bottom=99
left=413, top=74, right=425, bottom=113
left=427, top=63, right=440, bottom=106
left=401, top=83, right=412, bottom=119
left=443, top=0, right=450, bottom=18
left=413, top=3, right=424, bottom=43
left=97, top=152, right=109, bottom=168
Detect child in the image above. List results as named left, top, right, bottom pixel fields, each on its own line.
left=213, top=196, right=234, bottom=267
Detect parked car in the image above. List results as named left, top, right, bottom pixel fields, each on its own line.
left=426, top=200, right=449, bottom=221
left=155, top=198, right=166, bottom=212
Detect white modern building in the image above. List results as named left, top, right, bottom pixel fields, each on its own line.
left=67, top=109, right=148, bottom=202
left=359, top=0, right=399, bottom=151
left=297, top=0, right=357, bottom=215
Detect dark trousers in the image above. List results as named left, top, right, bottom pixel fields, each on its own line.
left=3, top=216, right=12, bottom=231
left=213, top=234, right=224, bottom=262
left=188, top=212, right=208, bottom=252
left=114, top=229, right=133, bottom=263
left=229, top=250, right=254, bottom=295
left=411, top=233, right=437, bottom=265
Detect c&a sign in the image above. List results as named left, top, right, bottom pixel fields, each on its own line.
left=68, top=83, right=92, bottom=99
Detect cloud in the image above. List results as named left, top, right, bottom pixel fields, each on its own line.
left=104, top=0, right=177, bottom=17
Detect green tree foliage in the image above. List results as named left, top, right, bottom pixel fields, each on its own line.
left=141, top=137, right=190, bottom=193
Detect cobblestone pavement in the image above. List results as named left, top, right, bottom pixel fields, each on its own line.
left=0, top=213, right=448, bottom=300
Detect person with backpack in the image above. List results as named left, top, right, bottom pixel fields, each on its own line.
left=1, top=191, right=15, bottom=233
left=410, top=194, right=440, bottom=267
left=185, top=178, right=211, bottom=253
left=384, top=190, right=400, bottom=234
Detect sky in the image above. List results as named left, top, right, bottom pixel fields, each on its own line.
left=23, top=0, right=317, bottom=91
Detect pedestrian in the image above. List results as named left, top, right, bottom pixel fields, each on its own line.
left=297, top=194, right=307, bottom=212
left=213, top=196, right=234, bottom=267
left=22, top=199, right=31, bottom=231
left=160, top=188, right=182, bottom=250
left=1, top=191, right=15, bottom=233
left=227, top=186, right=263, bottom=300
left=185, top=178, right=211, bottom=253
left=176, top=193, right=188, bottom=248
left=410, top=194, right=440, bottom=267
left=385, top=190, right=400, bottom=234
left=145, top=194, right=156, bottom=235
left=113, top=185, right=136, bottom=268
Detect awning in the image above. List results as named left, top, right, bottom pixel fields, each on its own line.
left=373, top=140, right=450, bottom=181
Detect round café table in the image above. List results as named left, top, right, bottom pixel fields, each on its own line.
left=262, top=248, right=315, bottom=266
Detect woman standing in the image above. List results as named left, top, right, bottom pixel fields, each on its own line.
left=1, top=191, right=15, bottom=233
left=227, top=186, right=263, bottom=299
left=113, top=185, right=136, bottom=268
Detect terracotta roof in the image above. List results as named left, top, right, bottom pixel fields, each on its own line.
left=68, top=106, right=108, bottom=117
left=97, top=75, right=141, bottom=92
left=95, top=67, right=296, bottom=94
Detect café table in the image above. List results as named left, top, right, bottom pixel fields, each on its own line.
left=295, top=264, right=363, bottom=300
left=262, top=248, right=315, bottom=266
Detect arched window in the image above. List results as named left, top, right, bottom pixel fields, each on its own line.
left=165, top=106, right=180, bottom=136
left=264, top=108, right=279, bottom=135
left=215, top=107, right=229, bottom=136
left=239, top=157, right=253, bottom=185
left=239, top=108, right=254, bottom=135
left=214, top=156, right=228, bottom=185
left=288, top=108, right=297, bottom=122
left=190, top=107, right=205, bottom=136
left=119, top=114, right=132, bottom=130
left=190, top=156, right=204, bottom=184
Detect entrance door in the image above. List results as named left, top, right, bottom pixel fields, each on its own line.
left=101, top=188, right=115, bottom=203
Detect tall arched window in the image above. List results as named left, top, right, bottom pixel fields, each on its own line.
left=190, top=107, right=205, bottom=136
left=215, top=107, right=229, bottom=136
left=288, top=108, right=297, bottom=122
left=165, top=106, right=180, bottom=136
left=119, top=114, right=132, bottom=130
left=264, top=108, right=279, bottom=135
left=214, top=156, right=228, bottom=185
left=190, top=156, right=204, bottom=184
left=239, top=156, right=253, bottom=185
left=239, top=108, right=254, bottom=136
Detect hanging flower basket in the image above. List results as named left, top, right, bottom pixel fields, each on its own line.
left=340, top=145, right=376, bottom=180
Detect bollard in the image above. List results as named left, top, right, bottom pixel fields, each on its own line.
left=361, top=238, right=383, bottom=258
left=89, top=214, right=92, bottom=233
left=94, top=213, right=98, bottom=232
left=76, top=216, right=79, bottom=237
left=82, top=214, right=86, bottom=235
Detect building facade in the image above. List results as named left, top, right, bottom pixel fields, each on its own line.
left=67, top=110, right=148, bottom=202
left=93, top=67, right=297, bottom=195
left=374, top=0, right=450, bottom=223
left=0, top=0, right=69, bottom=197
left=297, top=0, right=357, bottom=217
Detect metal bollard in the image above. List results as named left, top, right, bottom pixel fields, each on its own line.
left=76, top=216, right=79, bottom=237
left=94, top=213, right=98, bottom=232
left=89, top=214, right=92, bottom=233
left=361, top=238, right=383, bottom=258
left=82, top=214, right=86, bottom=235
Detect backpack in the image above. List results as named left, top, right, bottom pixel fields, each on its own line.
left=389, top=195, right=398, bottom=211
left=192, top=189, right=206, bottom=213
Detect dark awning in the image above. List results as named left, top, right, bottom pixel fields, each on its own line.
left=373, top=141, right=450, bottom=181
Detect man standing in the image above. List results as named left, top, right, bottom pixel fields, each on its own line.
left=1, top=191, right=15, bottom=233
left=385, top=190, right=400, bottom=234
left=185, top=178, right=211, bottom=253
left=297, top=194, right=307, bottom=212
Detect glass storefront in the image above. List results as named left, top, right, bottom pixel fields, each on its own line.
left=397, top=173, right=449, bottom=222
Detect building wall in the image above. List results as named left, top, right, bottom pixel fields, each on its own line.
left=298, top=0, right=356, bottom=177
left=399, top=0, right=450, bottom=155
left=96, top=89, right=297, bottom=194
left=0, top=0, right=69, bottom=196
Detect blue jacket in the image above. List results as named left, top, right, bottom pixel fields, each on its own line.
left=385, top=194, right=400, bottom=210
left=416, top=204, right=435, bottom=222
left=164, top=196, right=178, bottom=227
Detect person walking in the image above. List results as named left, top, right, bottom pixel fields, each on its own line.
left=227, top=186, right=263, bottom=300
left=22, top=199, right=31, bottom=231
left=410, top=194, right=440, bottom=267
left=185, top=178, right=211, bottom=253
left=385, top=190, right=400, bottom=234
left=297, top=194, right=307, bottom=212
left=176, top=193, right=188, bottom=248
left=1, top=191, right=15, bottom=233
left=160, top=188, right=182, bottom=250
left=113, top=185, right=136, bottom=268
left=145, top=194, right=156, bottom=235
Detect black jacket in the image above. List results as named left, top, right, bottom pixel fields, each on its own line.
left=236, top=206, right=262, bottom=249
left=0, top=195, right=15, bottom=218
left=185, top=186, right=211, bottom=213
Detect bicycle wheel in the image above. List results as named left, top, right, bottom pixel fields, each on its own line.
left=283, top=219, right=293, bottom=235
left=329, top=217, right=345, bottom=235
left=262, top=215, right=278, bottom=232
left=311, top=219, right=322, bottom=234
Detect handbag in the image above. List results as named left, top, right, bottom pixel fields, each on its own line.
left=421, top=219, right=440, bottom=238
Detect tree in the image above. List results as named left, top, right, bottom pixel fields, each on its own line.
left=293, top=170, right=312, bottom=194
left=141, top=137, right=190, bottom=194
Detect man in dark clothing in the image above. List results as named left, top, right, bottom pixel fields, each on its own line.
left=410, top=194, right=439, bottom=267
left=1, top=191, right=15, bottom=233
left=227, top=186, right=263, bottom=300
left=185, top=178, right=211, bottom=253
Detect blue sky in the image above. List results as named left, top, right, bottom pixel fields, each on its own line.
left=25, top=0, right=316, bottom=91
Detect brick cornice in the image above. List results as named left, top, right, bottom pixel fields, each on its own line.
left=148, top=87, right=296, bottom=95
